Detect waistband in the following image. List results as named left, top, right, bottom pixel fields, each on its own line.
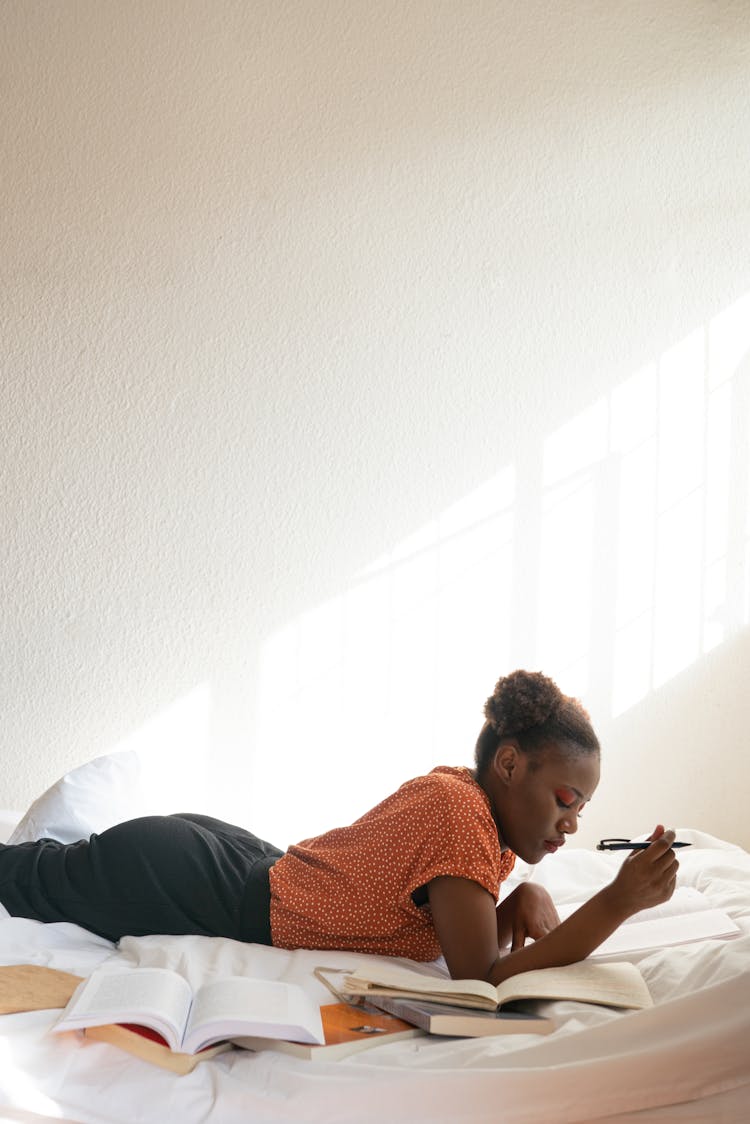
left=239, top=854, right=280, bottom=945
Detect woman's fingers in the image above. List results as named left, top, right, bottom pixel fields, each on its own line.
left=634, top=828, right=676, bottom=863
left=616, top=828, right=680, bottom=908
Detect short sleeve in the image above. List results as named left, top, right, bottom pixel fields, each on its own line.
left=391, top=771, right=503, bottom=903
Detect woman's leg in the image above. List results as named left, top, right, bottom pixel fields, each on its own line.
left=0, top=815, right=283, bottom=943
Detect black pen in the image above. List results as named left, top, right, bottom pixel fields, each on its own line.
left=596, top=838, right=691, bottom=851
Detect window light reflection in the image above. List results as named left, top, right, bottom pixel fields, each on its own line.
left=255, top=292, right=750, bottom=842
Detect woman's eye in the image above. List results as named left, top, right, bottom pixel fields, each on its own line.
left=555, top=788, right=576, bottom=808
left=555, top=790, right=587, bottom=815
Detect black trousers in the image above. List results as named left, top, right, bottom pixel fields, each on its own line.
left=0, top=814, right=284, bottom=944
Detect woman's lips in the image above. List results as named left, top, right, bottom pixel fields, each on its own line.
left=543, top=838, right=565, bottom=853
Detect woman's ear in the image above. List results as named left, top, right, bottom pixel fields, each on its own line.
left=492, top=740, right=521, bottom=785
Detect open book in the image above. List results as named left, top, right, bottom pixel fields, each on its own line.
left=53, top=966, right=324, bottom=1055
left=557, top=887, right=740, bottom=959
left=342, top=959, right=652, bottom=1014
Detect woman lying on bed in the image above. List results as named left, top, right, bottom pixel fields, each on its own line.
left=0, top=669, right=679, bottom=985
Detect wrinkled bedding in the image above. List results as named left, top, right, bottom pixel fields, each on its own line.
left=1, top=819, right=748, bottom=1124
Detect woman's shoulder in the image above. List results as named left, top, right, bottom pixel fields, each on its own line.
left=394, top=765, right=487, bottom=809
left=428, top=764, right=475, bottom=783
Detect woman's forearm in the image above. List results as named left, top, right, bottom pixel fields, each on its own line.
left=486, top=883, right=631, bottom=986
left=485, top=831, right=680, bottom=985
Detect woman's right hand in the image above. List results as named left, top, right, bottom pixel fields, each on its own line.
left=604, top=825, right=680, bottom=918
left=464, top=825, right=681, bottom=986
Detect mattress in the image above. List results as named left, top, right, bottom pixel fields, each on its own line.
left=0, top=772, right=748, bottom=1124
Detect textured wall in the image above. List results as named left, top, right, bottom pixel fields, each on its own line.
left=2, top=1, right=749, bottom=846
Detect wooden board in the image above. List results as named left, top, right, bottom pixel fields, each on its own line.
left=0, top=963, right=83, bottom=1014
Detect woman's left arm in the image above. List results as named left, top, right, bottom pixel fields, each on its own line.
left=428, top=876, right=561, bottom=981
left=495, top=883, right=561, bottom=951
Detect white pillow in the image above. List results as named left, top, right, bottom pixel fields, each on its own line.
left=8, top=750, right=149, bottom=844
left=0, top=811, right=23, bottom=844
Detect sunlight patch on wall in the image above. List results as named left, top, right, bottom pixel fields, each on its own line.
left=255, top=470, right=515, bottom=842
left=539, top=397, right=609, bottom=698
left=543, top=295, right=750, bottom=717
left=255, top=293, right=750, bottom=841
left=618, top=297, right=748, bottom=713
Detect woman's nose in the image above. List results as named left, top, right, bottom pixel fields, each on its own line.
left=558, top=812, right=578, bottom=835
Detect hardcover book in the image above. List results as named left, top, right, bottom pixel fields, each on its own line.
left=366, top=994, right=555, bottom=1037
left=235, top=1001, right=424, bottom=1061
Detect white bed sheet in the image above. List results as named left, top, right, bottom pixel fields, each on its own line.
left=1, top=825, right=748, bottom=1124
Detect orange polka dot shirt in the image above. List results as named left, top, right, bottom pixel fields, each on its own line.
left=268, top=765, right=516, bottom=961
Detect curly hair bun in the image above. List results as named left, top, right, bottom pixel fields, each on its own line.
left=483, top=669, right=563, bottom=736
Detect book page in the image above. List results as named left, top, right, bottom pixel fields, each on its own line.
left=494, top=961, right=652, bottom=1010
left=584, top=908, right=740, bottom=958
left=183, top=977, right=324, bottom=1054
left=622, top=887, right=712, bottom=921
left=53, top=968, right=192, bottom=1051
left=558, top=887, right=714, bottom=925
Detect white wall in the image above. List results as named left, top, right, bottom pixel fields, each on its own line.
left=2, top=1, right=749, bottom=848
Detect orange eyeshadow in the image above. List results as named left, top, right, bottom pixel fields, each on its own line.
left=555, top=787, right=577, bottom=805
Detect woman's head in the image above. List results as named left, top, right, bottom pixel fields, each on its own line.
left=475, top=669, right=600, bottom=775
left=475, top=670, right=601, bottom=864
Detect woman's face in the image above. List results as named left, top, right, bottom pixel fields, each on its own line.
left=486, top=742, right=600, bottom=865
